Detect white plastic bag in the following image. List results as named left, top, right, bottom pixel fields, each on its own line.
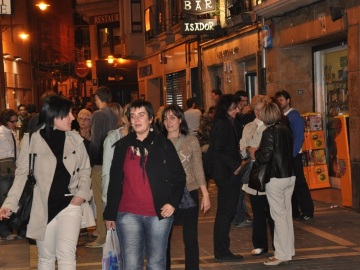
left=102, top=229, right=121, bottom=270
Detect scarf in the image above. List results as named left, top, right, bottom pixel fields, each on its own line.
left=128, top=131, right=156, bottom=179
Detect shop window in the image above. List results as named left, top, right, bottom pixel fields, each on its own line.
left=131, top=0, right=142, bottom=33
left=98, top=24, right=121, bottom=59
left=166, top=70, right=186, bottom=108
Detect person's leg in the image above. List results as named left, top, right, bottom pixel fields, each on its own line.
left=56, top=204, right=82, bottom=270
left=265, top=196, right=275, bottom=251
left=0, top=175, right=15, bottom=239
left=145, top=215, right=174, bottom=270
left=250, top=194, right=268, bottom=252
left=213, top=176, right=241, bottom=258
left=36, top=217, right=57, bottom=270
left=293, top=154, right=314, bottom=218
left=266, top=178, right=294, bottom=261
left=284, top=177, right=296, bottom=257
left=87, top=165, right=106, bottom=247
left=233, top=188, right=246, bottom=224
left=182, top=190, right=200, bottom=270
left=117, top=212, right=145, bottom=270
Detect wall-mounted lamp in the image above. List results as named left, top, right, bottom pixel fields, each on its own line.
left=18, top=32, right=29, bottom=40
left=36, top=2, right=50, bottom=11
left=14, top=56, right=22, bottom=61
left=86, top=60, right=92, bottom=68
left=3, top=53, right=11, bottom=58
left=106, top=55, right=114, bottom=64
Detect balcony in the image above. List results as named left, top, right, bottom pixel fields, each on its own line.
left=253, top=0, right=321, bottom=19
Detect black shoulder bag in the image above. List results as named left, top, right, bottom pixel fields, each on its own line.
left=10, top=133, right=36, bottom=232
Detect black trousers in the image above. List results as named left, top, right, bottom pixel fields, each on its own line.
left=292, top=154, right=314, bottom=217
left=213, top=175, right=241, bottom=257
left=250, top=194, right=274, bottom=252
left=167, top=190, right=200, bottom=270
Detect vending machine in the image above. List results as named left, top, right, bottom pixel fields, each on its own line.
left=302, top=113, right=331, bottom=189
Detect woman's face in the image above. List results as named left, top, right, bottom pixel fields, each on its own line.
left=54, top=110, right=75, bottom=131
left=163, top=110, right=181, bottom=135
left=130, top=106, right=152, bottom=138
left=77, top=114, right=91, bottom=129
left=227, top=102, right=240, bottom=119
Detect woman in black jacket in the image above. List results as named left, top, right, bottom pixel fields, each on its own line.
left=207, top=94, right=243, bottom=262
left=249, top=101, right=295, bottom=266
left=103, top=99, right=186, bottom=270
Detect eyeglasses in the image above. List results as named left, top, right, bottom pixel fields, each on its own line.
left=78, top=118, right=91, bottom=121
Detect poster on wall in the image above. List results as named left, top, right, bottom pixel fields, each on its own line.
left=0, top=0, right=11, bottom=15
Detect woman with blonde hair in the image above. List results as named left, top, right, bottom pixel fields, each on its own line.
left=240, top=95, right=275, bottom=256
left=102, top=103, right=130, bottom=205
left=248, top=101, right=295, bottom=265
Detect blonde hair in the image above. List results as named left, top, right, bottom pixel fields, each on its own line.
left=109, top=102, right=123, bottom=127
left=77, top=109, right=92, bottom=120
left=250, top=95, right=271, bottom=110
left=259, top=101, right=282, bottom=125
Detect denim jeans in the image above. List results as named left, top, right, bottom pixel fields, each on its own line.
left=116, top=212, right=174, bottom=270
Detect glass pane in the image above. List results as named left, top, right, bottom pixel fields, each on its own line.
left=113, top=28, right=121, bottom=55
left=100, top=28, right=111, bottom=58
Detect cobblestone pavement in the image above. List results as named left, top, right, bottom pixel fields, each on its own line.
left=1, top=181, right=359, bottom=269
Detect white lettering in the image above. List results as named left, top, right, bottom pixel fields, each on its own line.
left=196, top=1, right=201, bottom=10
left=183, top=22, right=215, bottom=32
left=205, top=0, right=212, bottom=9
left=184, top=1, right=191, bottom=10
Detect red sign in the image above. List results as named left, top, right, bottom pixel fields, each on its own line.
left=75, top=62, right=90, bottom=78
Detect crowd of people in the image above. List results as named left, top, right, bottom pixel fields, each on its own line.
left=0, top=86, right=314, bottom=269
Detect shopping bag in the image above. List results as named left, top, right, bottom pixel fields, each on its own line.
left=102, top=229, right=121, bottom=270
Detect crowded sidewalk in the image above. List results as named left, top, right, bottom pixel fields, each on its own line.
left=1, top=180, right=359, bottom=269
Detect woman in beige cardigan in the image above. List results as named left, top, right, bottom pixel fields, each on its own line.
left=0, top=95, right=93, bottom=270
left=162, top=104, right=211, bottom=270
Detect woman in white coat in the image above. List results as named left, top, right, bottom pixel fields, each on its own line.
left=0, top=94, right=93, bottom=270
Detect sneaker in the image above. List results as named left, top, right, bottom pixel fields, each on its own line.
left=85, top=241, right=104, bottom=248
left=298, top=215, right=313, bottom=221
left=245, top=212, right=252, bottom=221
left=234, top=220, right=253, bottom=228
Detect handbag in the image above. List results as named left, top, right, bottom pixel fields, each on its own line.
left=248, top=160, right=270, bottom=192
left=10, top=133, right=36, bottom=232
left=0, top=157, right=16, bottom=176
left=102, top=229, right=121, bottom=270
left=238, top=159, right=253, bottom=184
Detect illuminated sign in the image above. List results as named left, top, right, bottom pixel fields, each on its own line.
left=90, top=13, right=120, bottom=24
left=0, top=0, right=11, bottom=15
left=182, top=0, right=216, bottom=15
left=181, top=19, right=216, bottom=34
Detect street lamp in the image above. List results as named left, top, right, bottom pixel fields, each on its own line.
left=36, top=2, right=50, bottom=11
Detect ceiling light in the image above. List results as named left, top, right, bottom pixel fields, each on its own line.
left=3, top=53, right=11, bottom=58
left=14, top=56, right=22, bottom=61
left=19, top=32, right=29, bottom=40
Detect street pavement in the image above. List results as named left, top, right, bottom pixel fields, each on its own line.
left=1, top=180, right=360, bottom=269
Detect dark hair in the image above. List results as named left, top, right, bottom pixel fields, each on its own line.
left=0, top=109, right=17, bottom=126
left=186, top=98, right=195, bottom=109
left=95, top=86, right=112, bottom=103
left=212, top=90, right=222, bottom=96
left=18, top=104, right=26, bottom=111
left=214, top=94, right=239, bottom=119
left=126, top=99, right=155, bottom=131
left=40, top=91, right=56, bottom=105
left=161, top=104, right=189, bottom=136
left=208, top=106, right=215, bottom=114
left=38, top=94, right=73, bottom=138
left=26, top=104, right=37, bottom=114
left=234, top=90, right=247, bottom=98
left=274, top=90, right=291, bottom=100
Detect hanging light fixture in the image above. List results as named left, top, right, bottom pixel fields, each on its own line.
left=36, top=2, right=50, bottom=11
left=106, top=55, right=114, bottom=64
left=18, top=32, right=29, bottom=40
left=86, top=60, right=92, bottom=68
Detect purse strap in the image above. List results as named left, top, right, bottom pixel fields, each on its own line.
left=28, top=131, right=36, bottom=176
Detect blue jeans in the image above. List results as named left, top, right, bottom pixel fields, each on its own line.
left=116, top=212, right=174, bottom=270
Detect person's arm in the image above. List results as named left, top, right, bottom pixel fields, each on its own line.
left=254, top=129, right=275, bottom=165
left=189, top=137, right=210, bottom=213
left=289, top=111, right=305, bottom=157
left=102, top=131, right=118, bottom=204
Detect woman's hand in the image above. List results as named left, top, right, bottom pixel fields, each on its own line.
left=161, top=204, right=175, bottom=218
left=0, top=207, right=11, bottom=220
left=200, top=193, right=211, bottom=214
left=248, top=147, right=257, bottom=160
left=105, top=220, right=116, bottom=230
left=70, top=196, right=84, bottom=206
